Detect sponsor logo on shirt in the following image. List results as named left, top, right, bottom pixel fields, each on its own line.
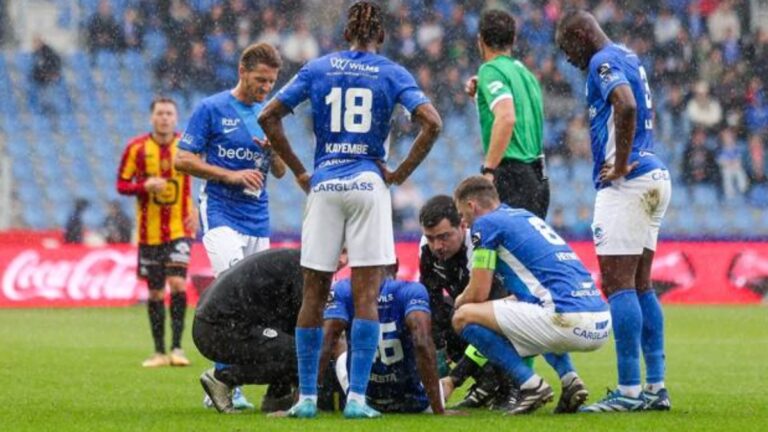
left=378, top=293, right=395, bottom=303
left=589, top=105, right=597, bottom=120
left=487, top=81, right=504, bottom=94
left=222, top=118, right=240, bottom=127
left=217, top=145, right=264, bottom=162
left=597, top=63, right=617, bottom=84
left=471, top=232, right=482, bottom=248
left=181, top=133, right=194, bottom=145
left=330, top=57, right=380, bottom=73
left=555, top=252, right=579, bottom=261
left=312, top=181, right=374, bottom=193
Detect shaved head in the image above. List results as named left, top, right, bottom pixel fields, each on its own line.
left=556, top=10, right=610, bottom=70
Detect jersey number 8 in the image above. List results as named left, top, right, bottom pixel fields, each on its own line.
left=528, top=217, right=566, bottom=246
left=325, top=87, right=373, bottom=133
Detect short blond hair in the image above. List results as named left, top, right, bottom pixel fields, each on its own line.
left=240, top=43, right=282, bottom=70
left=453, top=176, right=500, bottom=208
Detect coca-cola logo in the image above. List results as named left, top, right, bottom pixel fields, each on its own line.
left=2, top=250, right=142, bottom=302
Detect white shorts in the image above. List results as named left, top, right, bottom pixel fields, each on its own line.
left=493, top=299, right=612, bottom=357
left=202, top=226, right=270, bottom=276
left=301, top=171, right=395, bottom=272
left=592, top=169, right=672, bottom=256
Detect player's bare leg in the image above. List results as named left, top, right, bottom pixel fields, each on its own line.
left=344, top=265, right=385, bottom=418
left=635, top=248, right=670, bottom=410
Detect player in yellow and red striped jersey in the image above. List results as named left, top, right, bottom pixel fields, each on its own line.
left=117, top=97, right=198, bottom=368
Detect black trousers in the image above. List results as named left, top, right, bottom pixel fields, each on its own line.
left=192, top=318, right=297, bottom=388
left=494, top=158, right=550, bottom=219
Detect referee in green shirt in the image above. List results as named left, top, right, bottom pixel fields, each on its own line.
left=467, top=9, right=549, bottom=219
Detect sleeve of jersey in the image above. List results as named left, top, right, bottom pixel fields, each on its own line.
left=394, top=66, right=430, bottom=113
left=323, top=279, right=352, bottom=322
left=478, top=65, right=513, bottom=112
left=275, top=65, right=312, bottom=110
left=116, top=144, right=144, bottom=195
left=179, top=103, right=211, bottom=153
left=593, top=56, right=630, bottom=102
left=470, top=219, right=500, bottom=270
left=402, top=282, right=432, bottom=317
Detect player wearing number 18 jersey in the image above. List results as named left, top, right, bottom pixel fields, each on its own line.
left=557, top=11, right=672, bottom=413
left=259, top=1, right=442, bottom=419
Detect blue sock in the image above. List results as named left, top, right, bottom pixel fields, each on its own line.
left=609, top=289, right=643, bottom=387
left=543, top=353, right=575, bottom=378
left=348, top=319, right=380, bottom=396
left=296, top=327, right=323, bottom=397
left=638, top=290, right=665, bottom=384
left=460, top=324, right=533, bottom=385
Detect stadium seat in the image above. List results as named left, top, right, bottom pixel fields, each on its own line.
left=691, top=185, right=720, bottom=206
left=748, top=185, right=768, bottom=208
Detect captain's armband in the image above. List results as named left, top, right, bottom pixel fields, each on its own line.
left=472, top=249, right=497, bottom=270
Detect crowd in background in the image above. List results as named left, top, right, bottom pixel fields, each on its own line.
left=19, top=0, right=768, bottom=233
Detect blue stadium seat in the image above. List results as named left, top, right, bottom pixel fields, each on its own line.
left=690, top=185, right=719, bottom=206
left=748, top=185, right=768, bottom=207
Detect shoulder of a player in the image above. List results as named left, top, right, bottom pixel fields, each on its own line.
left=397, top=281, right=430, bottom=305
left=123, top=134, right=151, bottom=152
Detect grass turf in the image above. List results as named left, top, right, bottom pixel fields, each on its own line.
left=0, top=306, right=765, bottom=431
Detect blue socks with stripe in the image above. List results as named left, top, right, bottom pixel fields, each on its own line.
left=543, top=352, right=575, bottom=378
left=638, top=290, right=666, bottom=386
left=348, top=319, right=380, bottom=398
left=296, top=327, right=323, bottom=401
left=460, top=323, right=534, bottom=385
left=609, top=289, right=643, bottom=396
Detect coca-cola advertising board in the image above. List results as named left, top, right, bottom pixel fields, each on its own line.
left=0, top=240, right=766, bottom=307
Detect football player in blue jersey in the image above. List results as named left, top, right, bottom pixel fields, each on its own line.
left=556, top=11, right=672, bottom=413
left=319, top=264, right=450, bottom=415
left=258, top=1, right=442, bottom=419
left=449, top=176, right=611, bottom=415
left=175, top=42, right=286, bottom=410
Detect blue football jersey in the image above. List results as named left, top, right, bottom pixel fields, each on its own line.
left=275, top=50, right=430, bottom=186
left=179, top=91, right=272, bottom=237
left=325, top=278, right=432, bottom=413
left=471, top=205, right=607, bottom=313
left=586, top=44, right=666, bottom=189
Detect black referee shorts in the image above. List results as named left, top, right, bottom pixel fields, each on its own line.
left=494, top=158, right=550, bottom=219
left=192, top=318, right=297, bottom=387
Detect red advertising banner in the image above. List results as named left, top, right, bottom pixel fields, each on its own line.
left=0, top=241, right=765, bottom=307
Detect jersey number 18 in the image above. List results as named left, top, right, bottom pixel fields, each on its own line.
left=325, top=87, right=373, bottom=133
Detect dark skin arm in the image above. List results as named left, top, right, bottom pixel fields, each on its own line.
left=257, top=100, right=312, bottom=193
left=318, top=319, right=346, bottom=384
left=380, top=103, right=442, bottom=185
left=600, top=84, right=638, bottom=182
left=405, top=311, right=445, bottom=415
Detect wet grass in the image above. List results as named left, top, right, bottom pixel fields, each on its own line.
left=0, top=306, right=765, bottom=431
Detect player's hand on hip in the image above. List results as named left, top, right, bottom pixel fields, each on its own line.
left=465, top=75, right=478, bottom=98
left=296, top=172, right=311, bottom=194
left=599, top=161, right=638, bottom=182
left=377, top=161, right=398, bottom=186
left=144, top=177, right=167, bottom=193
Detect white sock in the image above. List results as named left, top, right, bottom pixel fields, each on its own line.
left=298, top=394, right=317, bottom=403
left=521, top=374, right=543, bottom=390
left=618, top=385, right=642, bottom=398
left=646, top=382, right=665, bottom=393
left=347, top=391, right=366, bottom=405
left=560, top=372, right=578, bottom=385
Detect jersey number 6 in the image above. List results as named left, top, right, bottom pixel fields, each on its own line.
left=376, top=321, right=404, bottom=366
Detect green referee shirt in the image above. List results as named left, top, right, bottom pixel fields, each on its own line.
left=476, top=55, right=544, bottom=163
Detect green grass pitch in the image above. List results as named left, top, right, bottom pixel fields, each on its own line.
left=1, top=306, right=766, bottom=431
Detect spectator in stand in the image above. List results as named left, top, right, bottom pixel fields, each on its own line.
left=654, top=8, right=682, bottom=47
left=549, top=206, right=568, bottom=235
left=707, top=0, right=741, bottom=43
left=164, top=0, right=195, bottom=55
left=747, top=134, right=767, bottom=184
left=122, top=7, right=144, bottom=51
left=716, top=128, right=748, bottom=199
left=686, top=81, right=723, bottom=132
left=392, top=180, right=424, bottom=233
left=745, top=29, right=768, bottom=80
left=388, top=21, right=419, bottom=69
left=721, top=28, right=741, bottom=65
left=187, top=42, right=216, bottom=96
left=30, top=36, right=61, bottom=115
left=282, top=19, right=319, bottom=67
left=256, top=7, right=283, bottom=51
left=154, top=46, right=186, bottom=94
left=682, top=128, right=720, bottom=188
left=213, top=39, right=239, bottom=89
left=64, top=198, right=89, bottom=244
left=103, top=200, right=133, bottom=243
left=564, top=115, right=591, bottom=161
left=87, top=0, right=124, bottom=53
left=699, top=47, right=724, bottom=86
left=745, top=77, right=768, bottom=136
